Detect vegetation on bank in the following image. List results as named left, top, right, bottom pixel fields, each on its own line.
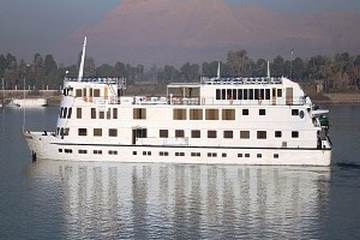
left=0, top=50, right=360, bottom=94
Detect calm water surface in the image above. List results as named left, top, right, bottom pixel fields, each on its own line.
left=0, top=105, right=360, bottom=239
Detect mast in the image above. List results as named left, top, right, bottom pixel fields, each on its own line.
left=267, top=60, right=271, bottom=78
left=217, top=62, right=221, bottom=79
left=78, top=36, right=87, bottom=82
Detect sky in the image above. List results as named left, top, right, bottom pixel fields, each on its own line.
left=0, top=0, right=359, bottom=65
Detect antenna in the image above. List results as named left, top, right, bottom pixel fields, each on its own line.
left=217, top=61, right=221, bottom=79
left=267, top=60, right=271, bottom=78
left=78, top=36, right=87, bottom=82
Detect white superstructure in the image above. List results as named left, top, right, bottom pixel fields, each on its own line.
left=24, top=38, right=332, bottom=166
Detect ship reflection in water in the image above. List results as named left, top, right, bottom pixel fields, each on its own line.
left=30, top=160, right=330, bottom=239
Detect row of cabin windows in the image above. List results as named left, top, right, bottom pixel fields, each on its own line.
left=90, top=108, right=118, bottom=120
left=159, top=129, right=299, bottom=139
left=215, top=88, right=281, bottom=101
left=78, top=128, right=118, bottom=137
left=75, top=88, right=101, bottom=98
left=60, top=148, right=280, bottom=159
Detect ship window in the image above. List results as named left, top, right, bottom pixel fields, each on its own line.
left=109, top=129, right=118, bottom=137
left=99, top=111, right=105, bottom=119
left=64, top=128, right=70, bottom=136
left=91, top=108, right=96, bottom=119
left=255, top=89, right=259, bottom=100
left=274, top=153, right=279, bottom=159
left=64, top=149, right=73, bottom=154
left=89, top=88, right=93, bottom=97
left=238, top=89, right=242, bottom=100
left=78, top=150, right=87, bottom=154
left=249, top=89, right=254, bottom=100
left=292, top=131, right=299, bottom=138
left=159, top=130, right=168, bottom=138
left=78, top=128, right=87, bottom=136
left=275, top=131, right=282, bottom=138
left=106, top=110, right=111, bottom=119
left=260, top=89, right=265, bottom=100
left=108, top=150, right=118, bottom=155
left=67, top=108, right=72, bottom=119
left=222, top=109, right=235, bottom=120
left=135, top=128, right=147, bottom=138
left=58, top=149, right=63, bottom=153
left=93, top=150, right=102, bottom=155
left=221, top=89, right=226, bottom=100
left=257, top=131, right=267, bottom=139
left=292, top=109, right=299, bottom=116
left=227, top=89, right=232, bottom=100
left=175, top=152, right=185, bottom=157
left=243, top=89, right=248, bottom=100
left=242, top=109, right=249, bottom=116
left=224, top=131, right=233, bottom=139
left=237, top=153, right=243, bottom=158
left=232, top=89, right=237, bottom=99
left=60, top=108, right=63, bottom=118
left=76, top=108, right=82, bottom=119
left=277, top=89, right=282, bottom=97
left=94, top=89, right=100, bottom=97
left=113, top=108, right=118, bottom=119
left=175, top=130, right=185, bottom=138
left=240, top=131, right=250, bottom=139
left=191, top=130, right=201, bottom=138
left=134, top=108, right=147, bottom=120
left=257, top=153, right=262, bottom=158
left=272, top=88, right=276, bottom=97
left=205, top=109, right=219, bottom=120
left=189, top=109, right=203, bottom=120
left=94, top=128, right=102, bottom=137
left=191, top=152, right=201, bottom=157
left=259, top=109, right=266, bottom=116
left=63, top=108, right=67, bottom=118
left=75, top=89, right=82, bottom=97
left=216, top=89, right=221, bottom=100
left=245, top=153, right=250, bottom=158
left=266, top=89, right=271, bottom=100
left=207, top=130, right=217, bottom=139
left=173, top=109, right=187, bottom=120
left=132, top=151, right=137, bottom=155
left=207, top=152, right=217, bottom=157
left=222, top=153, right=227, bottom=158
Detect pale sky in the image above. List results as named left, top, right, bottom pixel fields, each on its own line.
left=0, top=0, right=359, bottom=65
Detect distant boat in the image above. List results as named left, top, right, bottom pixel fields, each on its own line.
left=7, top=98, right=48, bottom=108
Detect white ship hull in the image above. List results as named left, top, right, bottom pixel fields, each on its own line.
left=8, top=98, right=47, bottom=108
left=25, top=132, right=331, bottom=166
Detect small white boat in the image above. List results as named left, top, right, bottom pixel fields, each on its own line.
left=8, top=98, right=48, bottom=108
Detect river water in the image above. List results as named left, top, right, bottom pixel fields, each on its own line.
left=0, top=105, right=359, bottom=239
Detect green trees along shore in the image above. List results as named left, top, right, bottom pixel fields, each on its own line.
left=1, top=50, right=360, bottom=94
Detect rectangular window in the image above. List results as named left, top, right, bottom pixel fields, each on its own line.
left=83, top=88, right=87, bottom=97
left=134, top=108, right=147, bottom=120
left=175, top=152, right=185, bottom=157
left=78, top=150, right=87, bottom=154
left=243, top=89, right=248, bottom=100
left=189, top=109, right=203, bottom=120
left=266, top=89, right=271, bottom=100
left=108, top=150, right=118, bottom=155
left=191, top=130, right=201, bottom=138
left=94, top=128, right=102, bottom=137
left=292, top=109, right=299, bottom=116
left=222, top=109, right=235, bottom=120
left=99, top=111, right=105, bottom=119
left=224, top=131, right=233, bottom=139
left=67, top=108, right=72, bottom=119
left=205, top=109, right=219, bottom=120
left=257, top=153, right=262, bottom=158
left=135, top=129, right=147, bottom=138
left=132, top=151, right=137, bottom=156
left=292, top=131, right=299, bottom=138
left=237, top=153, right=243, bottom=158
left=78, top=128, right=87, bottom=136
left=274, top=153, right=279, bottom=159
left=221, top=89, right=226, bottom=100
left=63, top=108, right=67, bottom=119
left=159, top=130, right=168, bottom=138
left=275, top=131, right=282, bottom=138
left=175, top=130, right=185, bottom=138
left=93, top=150, right=102, bottom=155
left=191, top=152, right=201, bottom=157
left=106, top=110, right=111, bottom=119
left=113, top=108, right=118, bottom=119
left=76, top=108, right=82, bottom=119
left=109, top=129, right=118, bottom=137
left=245, top=153, right=250, bottom=158
left=227, top=89, right=232, bottom=100
left=238, top=89, right=242, bottom=100
left=64, top=149, right=73, bottom=154
left=232, top=89, right=237, bottom=100
left=259, top=109, right=266, bottom=116
left=257, top=131, right=267, bottom=139
left=260, top=89, right=265, bottom=100
left=277, top=89, right=282, bottom=97
left=91, top=108, right=96, bottom=119
left=173, top=109, right=187, bottom=120
left=222, top=153, right=227, bottom=158
left=207, top=130, right=217, bottom=139
left=58, top=149, right=63, bottom=153
left=249, top=89, right=254, bottom=100
left=94, top=89, right=100, bottom=97
left=75, top=89, right=82, bottom=97
left=63, top=128, right=70, bottom=136
left=242, top=109, right=249, bottom=116
left=272, top=88, right=276, bottom=97
left=216, top=89, right=221, bottom=100
left=240, top=131, right=250, bottom=139
left=255, top=89, right=259, bottom=100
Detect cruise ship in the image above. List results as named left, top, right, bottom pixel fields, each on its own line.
left=24, top=38, right=332, bottom=166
